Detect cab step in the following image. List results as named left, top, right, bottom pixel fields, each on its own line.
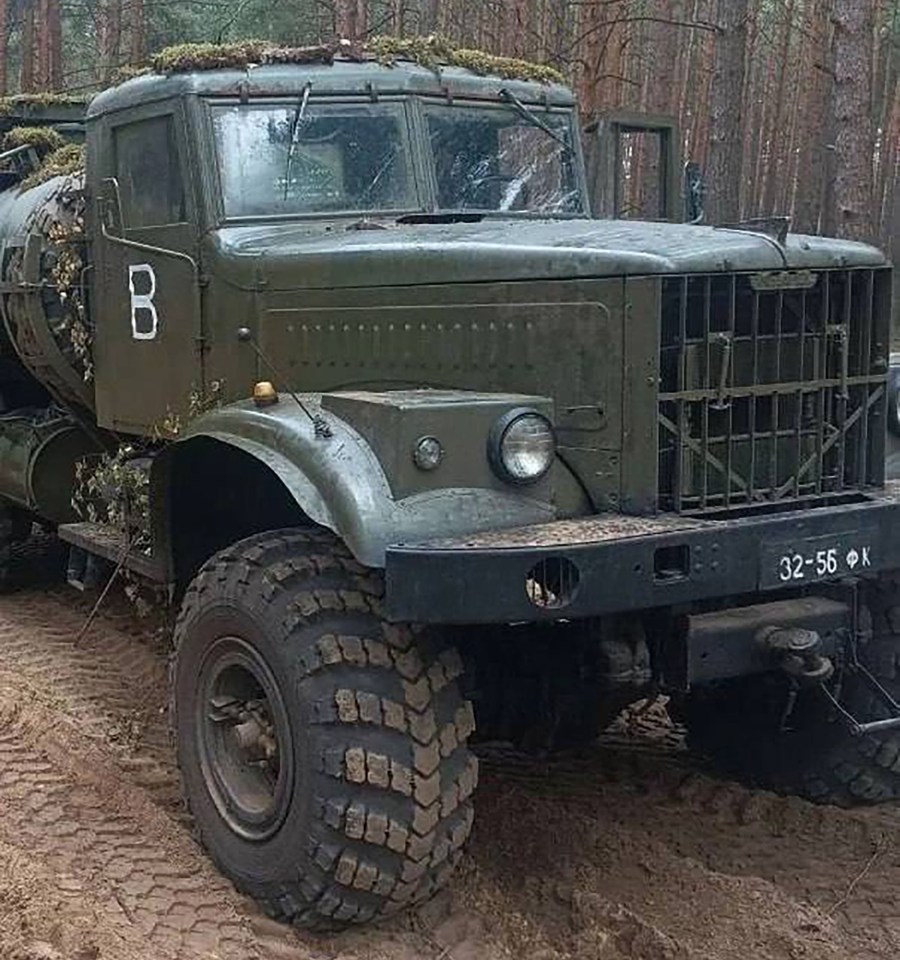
left=57, top=521, right=166, bottom=587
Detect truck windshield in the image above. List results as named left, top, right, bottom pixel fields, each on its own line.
left=424, top=104, right=584, bottom=214
left=212, top=102, right=417, bottom=218
left=211, top=99, right=585, bottom=220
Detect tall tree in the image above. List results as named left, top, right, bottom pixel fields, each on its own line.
left=335, top=0, right=367, bottom=38
left=130, top=0, right=145, bottom=62
left=706, top=0, right=749, bottom=222
left=19, top=1, right=35, bottom=92
left=35, top=0, right=63, bottom=89
left=792, top=1, right=834, bottom=234
left=831, top=0, right=876, bottom=241
left=99, top=0, right=123, bottom=81
left=0, top=0, right=7, bottom=96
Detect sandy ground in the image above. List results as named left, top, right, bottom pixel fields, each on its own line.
left=1, top=552, right=900, bottom=959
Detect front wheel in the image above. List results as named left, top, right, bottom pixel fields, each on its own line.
left=172, top=529, right=477, bottom=929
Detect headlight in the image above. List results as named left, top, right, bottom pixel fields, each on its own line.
left=489, top=409, right=556, bottom=484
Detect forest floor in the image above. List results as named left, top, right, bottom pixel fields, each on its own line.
left=1, top=547, right=900, bottom=960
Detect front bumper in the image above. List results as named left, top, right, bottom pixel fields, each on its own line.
left=385, top=483, right=900, bottom=624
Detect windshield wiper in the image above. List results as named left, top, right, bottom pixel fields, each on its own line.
left=283, top=82, right=313, bottom=201
left=499, top=89, right=572, bottom=155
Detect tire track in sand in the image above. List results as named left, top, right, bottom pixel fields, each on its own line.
left=3, top=575, right=900, bottom=958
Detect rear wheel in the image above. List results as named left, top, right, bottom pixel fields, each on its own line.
left=0, top=502, right=33, bottom=591
left=685, top=579, right=900, bottom=805
left=172, top=529, right=477, bottom=929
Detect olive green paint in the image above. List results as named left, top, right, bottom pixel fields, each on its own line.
left=0, top=57, right=892, bottom=575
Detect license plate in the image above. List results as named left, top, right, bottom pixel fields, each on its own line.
left=761, top=532, right=875, bottom=588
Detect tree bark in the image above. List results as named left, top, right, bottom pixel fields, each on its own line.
left=760, top=0, right=796, bottom=215
left=47, top=0, right=63, bottom=90
left=100, top=0, right=123, bottom=81
left=37, top=0, right=49, bottom=89
left=335, top=0, right=367, bottom=39
left=792, top=1, right=834, bottom=234
left=130, top=0, right=145, bottom=63
left=0, top=0, right=8, bottom=97
left=706, top=0, right=749, bottom=223
left=830, top=0, right=876, bottom=241
left=20, top=2, right=35, bottom=93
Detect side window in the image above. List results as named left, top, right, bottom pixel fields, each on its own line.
left=114, top=115, right=186, bottom=227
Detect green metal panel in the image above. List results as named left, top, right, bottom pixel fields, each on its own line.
left=0, top=414, right=95, bottom=522
left=90, top=98, right=204, bottom=434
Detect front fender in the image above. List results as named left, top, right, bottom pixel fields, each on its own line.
left=168, top=399, right=556, bottom=567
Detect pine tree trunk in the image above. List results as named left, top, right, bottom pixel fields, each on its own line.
left=335, top=0, right=367, bottom=39
left=20, top=3, right=35, bottom=93
left=37, top=0, right=49, bottom=89
left=760, top=0, right=796, bottom=215
left=707, top=0, right=749, bottom=223
left=0, top=0, right=8, bottom=96
left=100, top=0, right=123, bottom=82
left=792, top=2, right=831, bottom=233
left=130, top=0, right=145, bottom=63
left=48, top=0, right=62, bottom=89
left=831, top=0, right=876, bottom=241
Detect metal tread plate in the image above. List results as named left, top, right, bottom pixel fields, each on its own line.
left=57, top=521, right=165, bottom=583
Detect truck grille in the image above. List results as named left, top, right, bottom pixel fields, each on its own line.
left=658, top=268, right=891, bottom=514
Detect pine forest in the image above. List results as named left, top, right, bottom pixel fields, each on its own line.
left=0, top=0, right=897, bottom=260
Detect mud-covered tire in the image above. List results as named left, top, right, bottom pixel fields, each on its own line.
left=685, top=578, right=900, bottom=806
left=0, top=501, right=33, bottom=592
left=171, top=528, right=477, bottom=929
left=0, top=504, right=12, bottom=591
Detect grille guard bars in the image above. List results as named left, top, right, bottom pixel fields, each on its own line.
left=384, top=483, right=900, bottom=625
left=657, top=268, right=893, bottom=514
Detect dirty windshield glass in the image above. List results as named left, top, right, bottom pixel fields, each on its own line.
left=212, top=102, right=416, bottom=218
left=425, top=104, right=583, bottom=214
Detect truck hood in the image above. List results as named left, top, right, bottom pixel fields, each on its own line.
left=208, top=217, right=889, bottom=291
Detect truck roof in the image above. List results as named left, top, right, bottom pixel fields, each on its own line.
left=0, top=95, right=86, bottom=135
left=87, top=52, right=575, bottom=120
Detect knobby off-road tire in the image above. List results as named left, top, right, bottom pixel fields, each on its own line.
left=0, top=501, right=33, bottom=592
left=171, top=529, right=477, bottom=929
left=685, top=577, right=900, bottom=806
left=0, top=503, right=13, bottom=591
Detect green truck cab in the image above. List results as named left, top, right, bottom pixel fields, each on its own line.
left=0, top=41, right=897, bottom=928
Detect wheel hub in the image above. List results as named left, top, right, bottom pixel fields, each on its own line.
left=196, top=638, right=294, bottom=841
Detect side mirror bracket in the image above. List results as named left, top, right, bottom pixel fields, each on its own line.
left=98, top=176, right=124, bottom=237
left=583, top=112, right=682, bottom=222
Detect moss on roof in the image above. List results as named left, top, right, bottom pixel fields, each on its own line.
left=146, top=35, right=566, bottom=86
left=2, top=125, right=66, bottom=155
left=150, top=40, right=336, bottom=74
left=0, top=93, right=84, bottom=115
left=21, top=143, right=85, bottom=191
left=368, top=36, right=566, bottom=84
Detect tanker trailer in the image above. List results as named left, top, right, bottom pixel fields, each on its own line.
left=0, top=105, right=98, bottom=560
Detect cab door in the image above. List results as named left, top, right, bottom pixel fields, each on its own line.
left=92, top=101, right=203, bottom=435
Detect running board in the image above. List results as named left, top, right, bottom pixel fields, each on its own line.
left=57, top=522, right=166, bottom=584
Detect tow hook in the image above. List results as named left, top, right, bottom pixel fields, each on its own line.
left=757, top=625, right=834, bottom=685
left=757, top=625, right=900, bottom=737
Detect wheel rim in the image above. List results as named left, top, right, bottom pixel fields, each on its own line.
left=196, top=636, right=294, bottom=841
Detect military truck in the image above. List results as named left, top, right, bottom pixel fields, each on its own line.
left=0, top=38, right=897, bottom=929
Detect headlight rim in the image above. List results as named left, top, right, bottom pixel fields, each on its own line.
left=488, top=407, right=556, bottom=486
